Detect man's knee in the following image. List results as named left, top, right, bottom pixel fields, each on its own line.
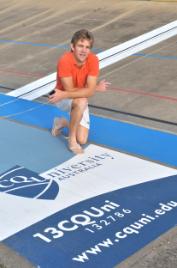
left=72, top=98, right=88, bottom=112
left=77, top=135, right=88, bottom=145
left=77, top=126, right=88, bottom=145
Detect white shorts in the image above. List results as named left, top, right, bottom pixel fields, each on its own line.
left=55, top=99, right=90, bottom=129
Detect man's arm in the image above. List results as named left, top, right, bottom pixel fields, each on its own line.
left=49, top=75, right=97, bottom=103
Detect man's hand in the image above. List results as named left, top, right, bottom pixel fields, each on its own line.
left=96, top=79, right=111, bottom=92
left=49, top=89, right=67, bottom=103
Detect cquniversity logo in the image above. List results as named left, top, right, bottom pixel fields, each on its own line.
left=0, top=165, right=59, bottom=200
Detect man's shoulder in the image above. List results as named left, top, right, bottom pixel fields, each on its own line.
left=59, top=52, right=73, bottom=62
left=87, top=53, right=99, bottom=67
left=88, top=52, right=98, bottom=60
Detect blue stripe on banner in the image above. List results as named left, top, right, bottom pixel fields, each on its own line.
left=0, top=93, right=177, bottom=167
left=4, top=175, right=177, bottom=268
left=89, top=116, right=177, bottom=167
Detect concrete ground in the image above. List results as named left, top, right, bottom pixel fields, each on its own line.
left=0, top=0, right=177, bottom=267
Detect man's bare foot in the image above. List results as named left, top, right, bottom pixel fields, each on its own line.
left=51, top=117, right=68, bottom=136
left=68, top=140, right=83, bottom=154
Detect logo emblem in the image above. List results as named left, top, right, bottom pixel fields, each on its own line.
left=0, top=165, right=59, bottom=200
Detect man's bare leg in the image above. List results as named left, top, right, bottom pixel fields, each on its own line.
left=76, top=125, right=89, bottom=145
left=69, top=98, right=87, bottom=154
left=51, top=117, right=69, bottom=136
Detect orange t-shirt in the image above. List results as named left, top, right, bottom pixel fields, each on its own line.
left=56, top=52, right=99, bottom=90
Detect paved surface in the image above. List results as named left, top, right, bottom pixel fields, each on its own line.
left=0, top=0, right=177, bottom=267
left=1, top=0, right=177, bottom=134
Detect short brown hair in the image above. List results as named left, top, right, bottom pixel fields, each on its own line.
left=71, top=29, right=94, bottom=48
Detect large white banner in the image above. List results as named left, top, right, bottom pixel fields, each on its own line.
left=0, top=144, right=176, bottom=241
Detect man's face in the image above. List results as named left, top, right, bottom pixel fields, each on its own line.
left=71, top=39, right=91, bottom=65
